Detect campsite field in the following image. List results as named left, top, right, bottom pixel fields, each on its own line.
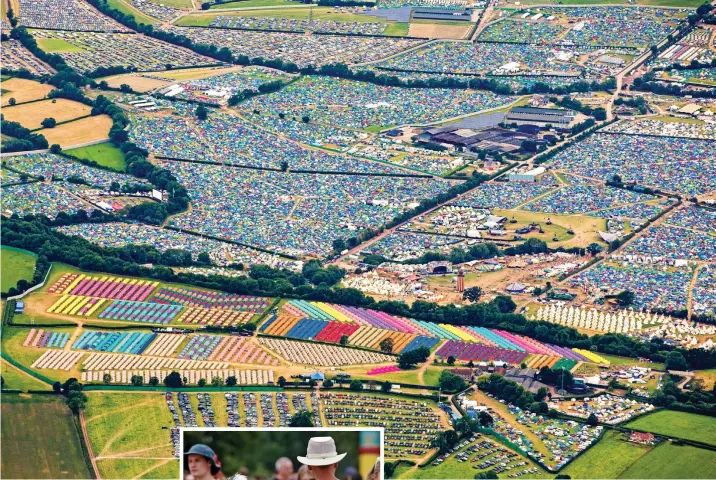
left=620, top=442, right=716, bottom=479
left=84, top=392, right=178, bottom=479
left=625, top=411, right=716, bottom=445
left=0, top=77, right=54, bottom=106
left=0, top=394, right=91, bottom=479
left=40, top=115, right=114, bottom=147
left=1, top=99, right=92, bottom=130
left=65, top=142, right=127, bottom=171
left=562, top=431, right=653, bottom=479
left=1, top=246, right=37, bottom=294
left=107, top=0, right=158, bottom=24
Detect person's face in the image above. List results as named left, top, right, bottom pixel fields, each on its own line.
left=188, top=455, right=211, bottom=478
left=279, top=462, right=294, bottom=478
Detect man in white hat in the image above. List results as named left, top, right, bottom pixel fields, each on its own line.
left=296, top=437, right=347, bottom=480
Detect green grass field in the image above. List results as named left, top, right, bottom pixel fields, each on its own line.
left=84, top=392, right=176, bottom=478
left=563, top=431, right=653, bottom=479
left=498, top=0, right=703, bottom=6
left=210, top=0, right=305, bottom=9
left=36, top=37, right=86, bottom=53
left=620, top=442, right=716, bottom=479
left=107, top=0, right=158, bottom=24
left=1, top=246, right=37, bottom=294
left=0, top=358, right=52, bottom=391
left=1, top=394, right=91, bottom=479
left=65, top=142, right=126, bottom=171
left=626, top=410, right=716, bottom=445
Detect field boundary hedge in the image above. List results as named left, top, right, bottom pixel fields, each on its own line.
left=0, top=351, right=54, bottom=385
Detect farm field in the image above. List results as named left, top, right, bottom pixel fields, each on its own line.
left=100, top=73, right=171, bottom=92
left=0, top=358, right=51, bottom=391
left=1, top=98, right=92, bottom=130
left=209, top=0, right=306, bottom=8
left=562, top=431, right=653, bottom=479
left=626, top=411, right=716, bottom=445
left=1, top=246, right=37, bottom=294
left=65, top=142, right=127, bottom=171
left=0, top=77, right=54, bottom=106
left=620, top=442, right=716, bottom=479
left=84, top=392, right=177, bottom=479
left=693, top=369, right=716, bottom=390
left=36, top=37, right=87, bottom=53
left=39, top=115, right=114, bottom=147
left=0, top=394, right=91, bottom=479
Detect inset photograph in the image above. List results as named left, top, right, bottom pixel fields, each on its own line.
left=182, top=429, right=382, bottom=480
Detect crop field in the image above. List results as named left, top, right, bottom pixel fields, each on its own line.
left=626, top=411, right=716, bottom=445
left=1, top=99, right=92, bottom=130
left=1, top=246, right=37, bottom=294
left=620, top=442, right=716, bottom=479
left=0, top=394, right=91, bottom=479
left=65, top=142, right=127, bottom=171
left=0, top=78, right=55, bottom=106
left=562, top=431, right=653, bottom=479
left=40, top=115, right=114, bottom=147
left=84, top=392, right=177, bottom=479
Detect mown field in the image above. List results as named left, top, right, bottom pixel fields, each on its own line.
left=626, top=410, right=716, bottom=445
left=620, top=442, right=716, bottom=479
left=65, top=142, right=127, bottom=171
left=0, top=358, right=51, bottom=391
left=562, top=431, right=653, bottom=479
left=1, top=394, right=91, bottom=479
left=1, top=77, right=54, bottom=106
left=1, top=246, right=37, bottom=294
left=1, top=98, right=91, bottom=130
left=84, top=392, right=177, bottom=479
left=40, top=115, right=114, bottom=147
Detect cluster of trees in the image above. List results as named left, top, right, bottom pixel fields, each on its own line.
left=0, top=118, right=48, bottom=152
left=52, top=378, right=87, bottom=412
left=398, top=346, right=431, bottom=369
left=651, top=373, right=715, bottom=416
left=406, top=241, right=502, bottom=266
left=438, top=370, right=467, bottom=392
left=633, top=72, right=716, bottom=99
left=537, top=366, right=573, bottom=389
left=478, top=374, right=549, bottom=414
left=553, top=95, right=607, bottom=121
left=227, top=80, right=285, bottom=106
left=614, top=96, right=648, bottom=115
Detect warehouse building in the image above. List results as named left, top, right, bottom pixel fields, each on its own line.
left=505, top=106, right=575, bottom=126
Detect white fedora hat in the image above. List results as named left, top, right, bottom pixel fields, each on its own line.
left=297, top=437, right=347, bottom=466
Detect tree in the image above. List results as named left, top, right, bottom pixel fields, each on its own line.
left=53, top=381, right=62, bottom=393
left=302, top=115, right=310, bottom=123
left=309, top=379, right=317, bottom=387
left=50, top=144, right=62, bottom=154
left=586, top=413, right=599, bottom=426
left=323, top=379, right=334, bottom=388
left=381, top=381, right=392, bottom=392
left=463, top=286, right=482, bottom=303
left=201, top=1, right=211, bottom=8
left=198, top=378, right=207, bottom=387
left=492, top=295, right=517, bottom=314
left=164, top=371, right=183, bottom=388
left=398, top=346, right=430, bottom=369
left=211, top=376, right=223, bottom=387
left=119, top=83, right=132, bottom=93
left=339, top=334, right=349, bottom=346
left=475, top=470, right=498, bottom=479
left=226, top=375, right=237, bottom=387
left=477, top=411, right=493, bottom=428
left=379, top=337, right=394, bottom=353
left=196, top=104, right=208, bottom=121
left=439, top=370, right=467, bottom=392
left=103, top=373, right=112, bottom=384
left=149, top=376, right=159, bottom=386
left=535, top=386, right=548, bottom=402
left=586, top=243, right=603, bottom=255
left=555, top=475, right=572, bottom=479
left=277, top=376, right=287, bottom=388
left=349, top=379, right=363, bottom=391
left=665, top=351, right=689, bottom=371
left=447, top=355, right=456, bottom=365
left=67, top=390, right=88, bottom=412
left=131, top=375, right=144, bottom=386
left=280, top=160, right=289, bottom=172
left=616, top=290, right=635, bottom=307
left=41, top=117, right=57, bottom=128
left=593, top=107, right=607, bottom=121
left=289, top=410, right=314, bottom=427
left=8, top=97, right=16, bottom=106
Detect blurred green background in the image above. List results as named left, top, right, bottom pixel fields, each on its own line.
left=184, top=431, right=361, bottom=478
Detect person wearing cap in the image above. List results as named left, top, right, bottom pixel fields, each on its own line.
left=186, top=444, right=221, bottom=480
left=297, top=437, right=347, bottom=480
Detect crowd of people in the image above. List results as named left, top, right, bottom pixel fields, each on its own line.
left=29, top=30, right=215, bottom=74
left=159, top=25, right=424, bottom=68
left=157, top=160, right=451, bottom=257
left=209, top=16, right=388, bottom=36
left=547, top=133, right=716, bottom=197
left=240, top=76, right=516, bottom=129
left=56, top=222, right=300, bottom=269
left=1, top=40, right=55, bottom=75
left=19, top=0, right=127, bottom=32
